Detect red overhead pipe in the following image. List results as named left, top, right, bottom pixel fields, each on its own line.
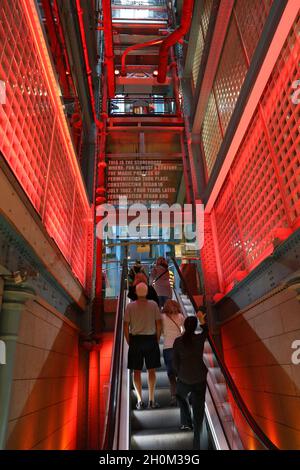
left=52, top=0, right=75, bottom=94
left=41, top=0, right=71, bottom=97
left=102, top=0, right=115, bottom=98
left=75, top=0, right=102, bottom=127
left=157, top=0, right=195, bottom=83
left=121, top=38, right=163, bottom=76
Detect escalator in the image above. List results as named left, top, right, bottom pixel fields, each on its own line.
left=103, top=259, right=278, bottom=451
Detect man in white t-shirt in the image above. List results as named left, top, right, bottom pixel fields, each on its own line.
left=124, top=282, right=162, bottom=410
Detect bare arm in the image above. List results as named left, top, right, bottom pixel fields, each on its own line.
left=124, top=322, right=130, bottom=345
left=155, top=319, right=162, bottom=343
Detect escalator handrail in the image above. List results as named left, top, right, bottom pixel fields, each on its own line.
left=171, top=257, right=279, bottom=450
left=103, top=259, right=127, bottom=450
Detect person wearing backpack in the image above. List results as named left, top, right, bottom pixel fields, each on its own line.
left=150, top=257, right=172, bottom=308
left=128, top=260, right=147, bottom=286
left=161, top=300, right=185, bottom=406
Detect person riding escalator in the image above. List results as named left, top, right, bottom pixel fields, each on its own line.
left=173, top=311, right=208, bottom=450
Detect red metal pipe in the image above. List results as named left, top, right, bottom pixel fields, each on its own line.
left=52, top=0, right=75, bottom=95
left=102, top=0, right=115, bottom=98
left=75, top=0, right=102, bottom=127
left=121, top=38, right=163, bottom=76
left=157, top=0, right=195, bottom=83
left=41, top=0, right=71, bottom=97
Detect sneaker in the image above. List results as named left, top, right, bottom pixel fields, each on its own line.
left=148, top=400, right=160, bottom=409
left=136, top=401, right=145, bottom=410
left=179, top=424, right=193, bottom=431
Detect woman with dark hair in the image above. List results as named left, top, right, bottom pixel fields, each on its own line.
left=173, top=311, right=208, bottom=450
left=150, top=257, right=172, bottom=308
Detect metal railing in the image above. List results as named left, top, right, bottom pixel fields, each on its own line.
left=171, top=257, right=279, bottom=450
left=102, top=259, right=128, bottom=450
left=109, top=97, right=178, bottom=116
left=112, top=0, right=166, bottom=6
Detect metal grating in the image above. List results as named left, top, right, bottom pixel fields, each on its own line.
left=0, top=1, right=54, bottom=213
left=0, top=0, right=92, bottom=289
left=202, top=14, right=300, bottom=295
left=43, top=129, right=75, bottom=263
left=192, top=26, right=205, bottom=90
left=231, top=114, right=289, bottom=267
left=201, top=92, right=223, bottom=177
left=200, top=214, right=220, bottom=300
left=214, top=175, right=246, bottom=286
left=213, top=16, right=248, bottom=133
left=234, top=0, right=273, bottom=63
left=201, top=0, right=214, bottom=38
left=260, top=14, right=300, bottom=226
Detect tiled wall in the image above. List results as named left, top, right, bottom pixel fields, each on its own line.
left=5, top=298, right=80, bottom=450
left=221, top=288, right=300, bottom=449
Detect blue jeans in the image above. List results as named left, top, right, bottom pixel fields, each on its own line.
left=163, top=348, right=177, bottom=396
left=163, top=348, right=175, bottom=376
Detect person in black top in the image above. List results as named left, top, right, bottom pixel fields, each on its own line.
left=173, top=311, right=208, bottom=450
left=128, top=273, right=160, bottom=306
left=128, top=260, right=147, bottom=286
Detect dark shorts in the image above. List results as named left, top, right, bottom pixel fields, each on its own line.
left=127, top=335, right=161, bottom=371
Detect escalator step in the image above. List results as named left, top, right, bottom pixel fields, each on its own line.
left=131, top=407, right=180, bottom=431
left=131, top=428, right=193, bottom=451
left=131, top=388, right=172, bottom=408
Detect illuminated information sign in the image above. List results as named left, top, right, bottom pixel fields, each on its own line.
left=107, top=159, right=183, bottom=205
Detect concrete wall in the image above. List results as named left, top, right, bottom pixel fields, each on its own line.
left=5, top=298, right=80, bottom=450
left=221, top=287, right=300, bottom=449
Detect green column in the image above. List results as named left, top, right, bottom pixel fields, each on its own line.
left=0, top=282, right=36, bottom=449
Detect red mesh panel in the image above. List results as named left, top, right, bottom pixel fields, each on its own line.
left=202, top=14, right=299, bottom=297
left=71, top=190, right=88, bottom=287
left=260, top=14, right=300, bottom=226
left=0, top=0, right=55, bottom=213
left=231, top=114, right=289, bottom=266
left=214, top=175, right=245, bottom=287
left=201, top=92, right=223, bottom=176
left=213, top=16, right=248, bottom=133
left=44, top=129, right=75, bottom=263
left=201, top=214, right=220, bottom=300
left=234, top=0, right=273, bottom=63
left=0, top=0, right=92, bottom=289
left=201, top=0, right=213, bottom=37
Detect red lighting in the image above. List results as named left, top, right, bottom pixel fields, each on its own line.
left=0, top=0, right=93, bottom=289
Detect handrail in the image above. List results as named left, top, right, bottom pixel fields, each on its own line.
left=102, top=259, right=128, bottom=450
left=171, top=257, right=279, bottom=450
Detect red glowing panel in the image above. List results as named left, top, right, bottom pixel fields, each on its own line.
left=234, top=0, right=273, bottom=63
left=231, top=113, right=289, bottom=267
left=200, top=214, right=220, bottom=300
left=44, top=128, right=75, bottom=263
left=260, top=14, right=300, bottom=226
left=214, top=175, right=246, bottom=287
left=0, top=0, right=55, bottom=213
left=0, top=0, right=93, bottom=288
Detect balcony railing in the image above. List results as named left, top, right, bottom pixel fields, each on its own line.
left=109, top=97, right=178, bottom=116
left=112, top=0, right=166, bottom=6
